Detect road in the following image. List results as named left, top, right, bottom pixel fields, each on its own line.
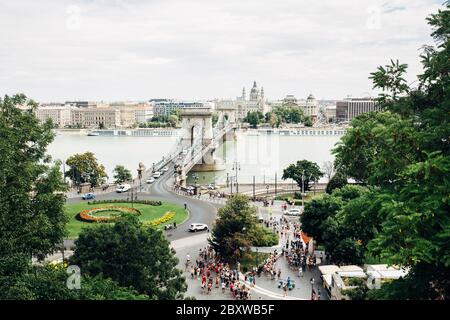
left=64, top=164, right=221, bottom=249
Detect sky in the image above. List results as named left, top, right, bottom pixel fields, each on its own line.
left=0, top=0, right=444, bottom=102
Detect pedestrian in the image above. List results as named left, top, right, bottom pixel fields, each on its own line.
left=277, top=269, right=281, bottom=279
left=298, top=267, right=303, bottom=278
left=283, top=283, right=288, bottom=297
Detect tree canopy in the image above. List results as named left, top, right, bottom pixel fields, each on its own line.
left=282, top=160, right=323, bottom=192
left=70, top=215, right=187, bottom=300
left=113, top=165, right=132, bottom=184
left=330, top=3, right=450, bottom=298
left=65, top=152, right=108, bottom=187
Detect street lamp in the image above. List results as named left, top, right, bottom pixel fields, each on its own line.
left=232, top=161, right=241, bottom=193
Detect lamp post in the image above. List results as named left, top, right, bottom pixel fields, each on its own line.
left=232, top=161, right=241, bottom=193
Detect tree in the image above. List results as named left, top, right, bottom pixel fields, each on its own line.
left=325, top=171, right=348, bottom=194
left=209, top=195, right=257, bottom=263
left=212, top=113, right=219, bottom=126
left=0, top=264, right=149, bottom=300
left=282, top=160, right=323, bottom=192
left=300, top=194, right=343, bottom=243
left=0, top=94, right=68, bottom=261
left=322, top=161, right=335, bottom=181
left=70, top=216, right=187, bottom=300
left=113, top=165, right=132, bottom=184
left=0, top=94, right=69, bottom=299
left=167, top=114, right=179, bottom=127
left=304, top=116, right=313, bottom=127
left=332, top=3, right=450, bottom=299
left=245, top=111, right=264, bottom=128
left=65, top=152, right=108, bottom=187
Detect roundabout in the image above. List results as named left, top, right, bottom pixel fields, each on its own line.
left=65, top=200, right=188, bottom=238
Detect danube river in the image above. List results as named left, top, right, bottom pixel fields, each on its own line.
left=47, top=131, right=342, bottom=184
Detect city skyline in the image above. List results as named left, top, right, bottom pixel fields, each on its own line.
left=0, top=0, right=442, bottom=102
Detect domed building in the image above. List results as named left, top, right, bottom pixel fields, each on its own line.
left=235, top=81, right=268, bottom=120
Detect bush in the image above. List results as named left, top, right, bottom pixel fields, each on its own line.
left=88, top=199, right=162, bottom=206
left=250, top=225, right=279, bottom=247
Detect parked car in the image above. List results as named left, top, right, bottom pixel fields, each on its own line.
left=146, top=178, right=155, bottom=184
left=162, top=167, right=169, bottom=172
left=116, top=183, right=131, bottom=193
left=189, top=223, right=208, bottom=232
left=284, top=208, right=302, bottom=216
left=207, top=184, right=218, bottom=190
left=82, top=193, right=95, bottom=200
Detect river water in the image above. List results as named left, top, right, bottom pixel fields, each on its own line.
left=47, top=131, right=342, bottom=184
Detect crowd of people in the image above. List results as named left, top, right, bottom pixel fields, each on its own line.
left=186, top=246, right=251, bottom=300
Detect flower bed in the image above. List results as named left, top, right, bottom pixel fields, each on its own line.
left=88, top=199, right=162, bottom=206
left=144, top=211, right=176, bottom=227
left=78, top=206, right=141, bottom=223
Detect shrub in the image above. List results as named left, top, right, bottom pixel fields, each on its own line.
left=144, top=212, right=176, bottom=227
left=88, top=199, right=162, bottom=206
left=249, top=225, right=279, bottom=247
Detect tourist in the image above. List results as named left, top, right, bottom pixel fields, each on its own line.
left=283, top=283, right=288, bottom=297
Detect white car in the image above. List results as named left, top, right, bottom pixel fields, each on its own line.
left=162, top=167, right=169, bottom=172
left=284, top=208, right=302, bottom=216
left=189, top=223, right=208, bottom=232
left=116, top=183, right=131, bottom=193
left=153, top=171, right=161, bottom=178
left=146, top=178, right=155, bottom=184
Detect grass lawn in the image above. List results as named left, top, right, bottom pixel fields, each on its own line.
left=65, top=201, right=188, bottom=238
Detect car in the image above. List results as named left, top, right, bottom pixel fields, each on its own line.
left=146, top=178, right=155, bottom=184
left=284, top=208, right=301, bottom=216
left=207, top=184, right=218, bottom=190
left=153, top=171, right=161, bottom=178
left=257, top=216, right=264, bottom=223
left=162, top=167, right=169, bottom=172
left=116, top=183, right=131, bottom=193
left=82, top=193, right=95, bottom=200
left=188, top=223, right=208, bottom=232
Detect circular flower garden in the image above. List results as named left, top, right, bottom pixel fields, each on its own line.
left=78, top=206, right=141, bottom=222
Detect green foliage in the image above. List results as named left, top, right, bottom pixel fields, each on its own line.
left=212, top=113, right=219, bottom=126
left=0, top=94, right=68, bottom=263
left=281, top=160, right=323, bottom=191
left=244, top=111, right=264, bottom=128
left=113, top=165, right=132, bottom=184
left=66, top=152, right=108, bottom=187
left=331, top=3, right=450, bottom=298
left=342, top=277, right=370, bottom=300
left=325, top=171, right=348, bottom=194
left=70, top=216, right=187, bottom=299
left=249, top=224, right=279, bottom=247
left=209, top=195, right=258, bottom=263
left=0, top=264, right=148, bottom=300
left=88, top=199, right=162, bottom=206
left=301, top=194, right=343, bottom=243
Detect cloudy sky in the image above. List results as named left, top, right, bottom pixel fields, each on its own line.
left=0, top=0, right=443, bottom=102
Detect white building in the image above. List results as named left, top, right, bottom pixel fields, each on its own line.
left=271, top=94, right=319, bottom=120
left=34, top=105, right=72, bottom=127
left=336, top=97, right=380, bottom=122
left=70, top=108, right=121, bottom=128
